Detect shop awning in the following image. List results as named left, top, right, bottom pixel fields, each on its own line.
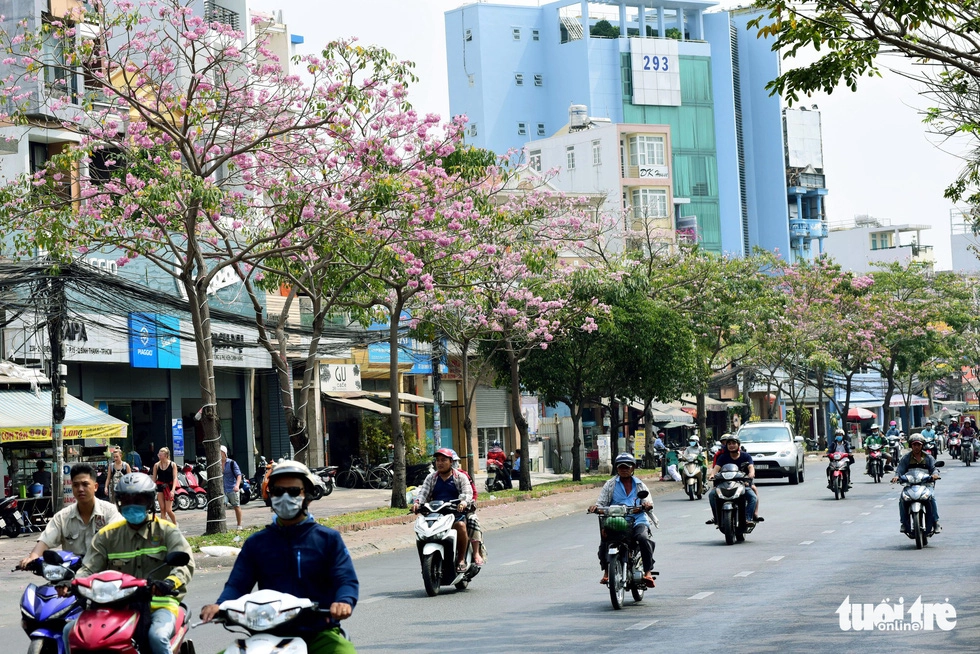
left=628, top=400, right=694, bottom=424
left=322, top=392, right=417, bottom=418
left=0, top=390, right=128, bottom=443
left=362, top=391, right=434, bottom=404
left=889, top=393, right=929, bottom=408
left=838, top=391, right=883, bottom=409
left=661, top=421, right=696, bottom=429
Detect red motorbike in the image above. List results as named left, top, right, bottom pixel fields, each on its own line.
left=174, top=463, right=206, bottom=511
left=48, top=549, right=196, bottom=653
left=826, top=452, right=851, bottom=500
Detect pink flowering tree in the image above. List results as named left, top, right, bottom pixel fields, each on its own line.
left=0, top=0, right=454, bottom=531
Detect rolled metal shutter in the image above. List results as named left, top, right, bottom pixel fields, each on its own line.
left=475, top=386, right=511, bottom=427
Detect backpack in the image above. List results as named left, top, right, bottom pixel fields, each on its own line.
left=460, top=469, right=478, bottom=500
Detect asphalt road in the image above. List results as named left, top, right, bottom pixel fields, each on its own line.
left=3, top=457, right=980, bottom=653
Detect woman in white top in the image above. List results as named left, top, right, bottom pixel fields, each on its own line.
left=104, top=447, right=131, bottom=504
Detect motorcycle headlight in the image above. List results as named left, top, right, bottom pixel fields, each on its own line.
left=77, top=579, right=137, bottom=603
left=42, top=563, right=69, bottom=582
left=604, top=506, right=627, bottom=518
left=227, top=600, right=302, bottom=631
left=720, top=470, right=738, bottom=480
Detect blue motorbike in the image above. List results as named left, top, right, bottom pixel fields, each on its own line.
left=17, top=549, right=83, bottom=654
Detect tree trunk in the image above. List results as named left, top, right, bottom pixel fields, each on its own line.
left=610, top=399, right=620, bottom=460
left=184, top=277, right=226, bottom=535
left=883, top=357, right=898, bottom=428
left=388, top=299, right=407, bottom=508
left=697, top=391, right=707, bottom=443
left=460, top=339, right=477, bottom=480
left=571, top=401, right=582, bottom=482
left=505, top=338, right=532, bottom=491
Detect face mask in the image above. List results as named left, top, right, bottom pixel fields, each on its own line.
left=272, top=494, right=305, bottom=520
left=836, top=436, right=843, bottom=442
left=120, top=505, right=147, bottom=525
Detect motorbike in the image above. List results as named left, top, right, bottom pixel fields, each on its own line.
left=310, top=466, right=337, bottom=498
left=947, top=434, right=961, bottom=460
left=208, top=589, right=350, bottom=654
left=923, top=436, right=939, bottom=460
left=17, top=549, right=83, bottom=654
left=961, top=436, right=976, bottom=466
left=485, top=459, right=513, bottom=493
left=174, top=464, right=207, bottom=511
left=248, top=458, right=269, bottom=502
left=0, top=494, right=27, bottom=538
left=707, top=441, right=723, bottom=464
left=896, top=462, right=944, bottom=550
left=887, top=435, right=902, bottom=469
left=49, top=549, right=196, bottom=654
left=413, top=498, right=481, bottom=596
left=678, top=446, right=705, bottom=500
left=710, top=464, right=757, bottom=545
left=866, top=443, right=885, bottom=483
left=827, top=451, right=851, bottom=500
left=593, top=490, right=656, bottom=610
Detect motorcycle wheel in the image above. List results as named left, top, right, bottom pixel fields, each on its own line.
left=695, top=485, right=703, bottom=501
left=175, top=493, right=192, bottom=511
left=323, top=479, right=335, bottom=497
left=422, top=553, right=442, bottom=597
left=686, top=483, right=695, bottom=501
left=311, top=485, right=324, bottom=501
left=872, top=466, right=881, bottom=483
left=833, top=478, right=841, bottom=501
left=26, top=639, right=52, bottom=654
left=608, top=558, right=626, bottom=610
left=913, top=514, right=925, bottom=550
left=629, top=551, right=645, bottom=602
left=485, top=478, right=495, bottom=493
left=3, top=522, right=19, bottom=538
left=195, top=492, right=207, bottom=510
left=722, top=512, right=735, bottom=546
left=240, top=489, right=251, bottom=505
left=179, top=641, right=197, bottom=654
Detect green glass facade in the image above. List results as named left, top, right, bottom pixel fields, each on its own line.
left=621, top=55, right=721, bottom=251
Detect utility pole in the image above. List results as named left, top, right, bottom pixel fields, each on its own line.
left=47, top=274, right=67, bottom=508
left=432, top=336, right=443, bottom=449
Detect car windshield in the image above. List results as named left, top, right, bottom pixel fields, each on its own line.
left=738, top=426, right=792, bottom=443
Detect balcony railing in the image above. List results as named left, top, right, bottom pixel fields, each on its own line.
left=204, top=1, right=239, bottom=30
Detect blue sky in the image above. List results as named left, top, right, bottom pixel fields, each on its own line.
left=253, top=0, right=965, bottom=269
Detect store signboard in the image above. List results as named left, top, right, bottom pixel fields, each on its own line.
left=172, top=419, right=184, bottom=457
left=129, top=312, right=158, bottom=368
left=157, top=315, right=181, bottom=369
left=4, top=313, right=129, bottom=363
left=319, top=364, right=362, bottom=392
left=630, top=38, right=681, bottom=107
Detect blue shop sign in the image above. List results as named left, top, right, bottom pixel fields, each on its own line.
left=128, top=313, right=157, bottom=368
left=157, top=314, right=181, bottom=369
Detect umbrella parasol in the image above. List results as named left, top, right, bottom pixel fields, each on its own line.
left=846, top=407, right=875, bottom=421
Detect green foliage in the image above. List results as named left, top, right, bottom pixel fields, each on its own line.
left=590, top=20, right=620, bottom=38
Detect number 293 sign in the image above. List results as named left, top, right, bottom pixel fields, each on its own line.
left=630, top=38, right=681, bottom=107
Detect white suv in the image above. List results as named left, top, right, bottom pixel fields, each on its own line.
left=735, top=421, right=805, bottom=485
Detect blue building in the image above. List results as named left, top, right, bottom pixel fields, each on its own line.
left=445, top=0, right=807, bottom=258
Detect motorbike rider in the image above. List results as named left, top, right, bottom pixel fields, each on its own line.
left=885, top=421, right=900, bottom=439
left=891, top=434, right=941, bottom=534
left=200, top=461, right=358, bottom=654
left=863, top=426, right=889, bottom=475
left=960, top=419, right=977, bottom=455
left=64, top=472, right=194, bottom=654
left=18, top=463, right=120, bottom=570
left=948, top=418, right=960, bottom=436
left=706, top=435, right=759, bottom=525
left=411, top=448, right=474, bottom=574
left=450, top=450, right=486, bottom=566
left=827, top=429, right=855, bottom=490
left=587, top=453, right=656, bottom=587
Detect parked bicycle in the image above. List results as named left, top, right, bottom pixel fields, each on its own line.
left=336, top=457, right=370, bottom=489
left=367, top=462, right=394, bottom=490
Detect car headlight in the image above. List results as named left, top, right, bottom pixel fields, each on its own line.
left=77, top=579, right=138, bottom=603
left=777, top=450, right=792, bottom=458
left=227, top=600, right=302, bottom=631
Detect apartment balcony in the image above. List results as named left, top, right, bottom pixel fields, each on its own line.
left=205, top=1, right=240, bottom=30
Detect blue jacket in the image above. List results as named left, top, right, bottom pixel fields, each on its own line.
left=216, top=515, right=358, bottom=630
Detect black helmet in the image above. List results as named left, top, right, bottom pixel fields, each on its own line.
left=614, top=453, right=636, bottom=468
left=115, top=472, right=156, bottom=510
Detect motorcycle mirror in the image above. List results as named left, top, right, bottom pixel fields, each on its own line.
left=42, top=549, right=65, bottom=565
left=935, top=461, right=945, bottom=468
left=637, top=490, right=649, bottom=500
left=166, top=551, right=191, bottom=567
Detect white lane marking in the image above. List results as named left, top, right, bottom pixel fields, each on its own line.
left=679, top=515, right=691, bottom=518
left=860, top=512, right=871, bottom=516
left=842, top=520, right=854, bottom=524
left=734, top=571, right=754, bottom=577
left=360, top=596, right=389, bottom=605
left=626, top=621, right=659, bottom=630
left=502, top=560, right=526, bottom=566
left=822, top=530, right=835, bottom=534
left=800, top=540, right=814, bottom=545
left=874, top=505, right=884, bottom=508
left=767, top=556, right=784, bottom=561
left=561, top=545, right=583, bottom=550
left=689, top=591, right=714, bottom=600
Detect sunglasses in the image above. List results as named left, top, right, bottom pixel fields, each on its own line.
left=270, top=486, right=303, bottom=497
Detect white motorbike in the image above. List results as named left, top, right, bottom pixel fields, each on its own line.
left=211, top=589, right=350, bottom=653
left=896, top=463, right=943, bottom=550
left=414, top=499, right=480, bottom=596
left=678, top=446, right=705, bottom=500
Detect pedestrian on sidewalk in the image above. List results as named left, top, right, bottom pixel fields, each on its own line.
left=221, top=445, right=243, bottom=530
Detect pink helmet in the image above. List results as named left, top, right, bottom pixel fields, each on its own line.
left=434, top=448, right=455, bottom=460
left=889, top=421, right=897, bottom=426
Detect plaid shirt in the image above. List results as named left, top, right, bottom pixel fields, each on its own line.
left=413, top=469, right=474, bottom=508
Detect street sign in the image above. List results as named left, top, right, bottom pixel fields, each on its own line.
left=172, top=419, right=184, bottom=457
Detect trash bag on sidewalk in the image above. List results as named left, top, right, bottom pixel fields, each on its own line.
left=666, top=464, right=682, bottom=482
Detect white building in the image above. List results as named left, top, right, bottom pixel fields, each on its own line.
left=824, top=215, right=935, bottom=273
left=950, top=208, right=980, bottom=273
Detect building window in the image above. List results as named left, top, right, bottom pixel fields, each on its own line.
left=42, top=23, right=78, bottom=102
left=592, top=140, right=601, bottom=166
left=871, top=233, right=879, bottom=250
left=465, top=28, right=472, bottom=42
left=631, top=188, right=668, bottom=219
left=529, top=149, right=542, bottom=172
left=537, top=123, right=546, bottom=137
left=566, top=146, right=576, bottom=171
left=532, top=29, right=540, bottom=41
left=513, top=27, right=521, bottom=40
left=469, top=123, right=478, bottom=137
left=517, top=122, right=528, bottom=136
left=629, top=135, right=665, bottom=166
left=468, top=74, right=475, bottom=87
left=515, top=73, right=524, bottom=86
left=534, top=74, right=543, bottom=87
